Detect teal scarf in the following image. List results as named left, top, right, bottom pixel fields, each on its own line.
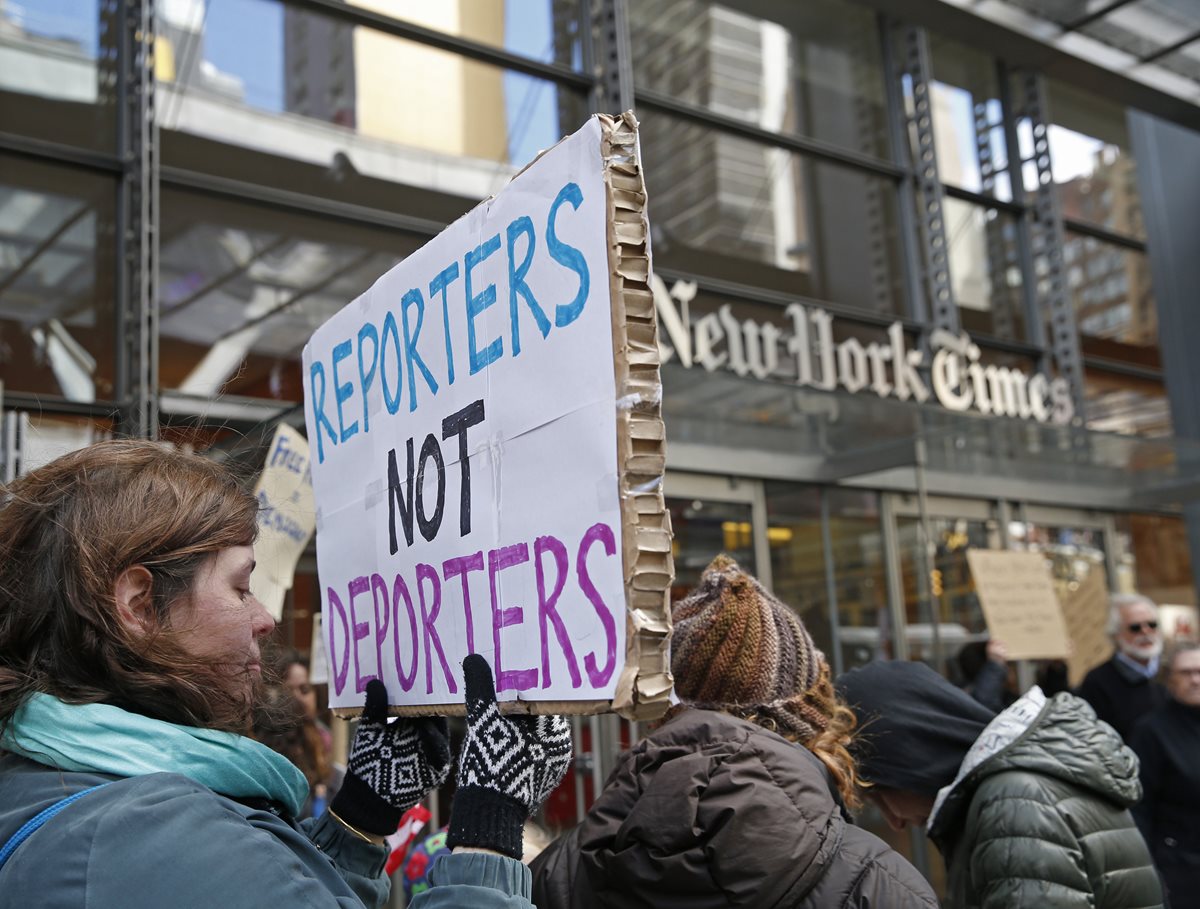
left=1, top=693, right=308, bottom=817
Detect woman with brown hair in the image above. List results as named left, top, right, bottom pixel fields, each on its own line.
left=530, top=555, right=936, bottom=909
left=0, top=440, right=571, bottom=908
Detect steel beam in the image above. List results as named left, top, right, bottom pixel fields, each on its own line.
left=894, top=24, right=959, bottom=334
left=1014, top=71, right=1087, bottom=425
left=112, top=0, right=159, bottom=439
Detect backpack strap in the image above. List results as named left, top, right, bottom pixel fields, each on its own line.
left=0, top=782, right=114, bottom=872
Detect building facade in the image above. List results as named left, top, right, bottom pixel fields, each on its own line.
left=3, top=0, right=1200, bottom=890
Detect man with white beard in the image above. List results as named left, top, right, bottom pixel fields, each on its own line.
left=1078, top=593, right=1169, bottom=743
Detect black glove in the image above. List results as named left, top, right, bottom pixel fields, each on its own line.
left=330, top=679, right=451, bottom=836
left=446, top=654, right=573, bottom=859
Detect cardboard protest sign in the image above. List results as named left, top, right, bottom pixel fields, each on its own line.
left=966, top=549, right=1070, bottom=660
left=1060, top=567, right=1113, bottom=687
left=250, top=424, right=317, bottom=621
left=303, top=114, right=672, bottom=718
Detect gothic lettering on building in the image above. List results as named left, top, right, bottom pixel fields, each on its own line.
left=652, top=276, right=1075, bottom=426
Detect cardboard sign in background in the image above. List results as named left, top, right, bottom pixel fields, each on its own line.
left=303, top=118, right=629, bottom=712
left=966, top=549, right=1071, bottom=660
left=1061, top=568, right=1113, bottom=687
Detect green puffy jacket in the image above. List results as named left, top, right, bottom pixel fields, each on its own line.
left=927, top=690, right=1163, bottom=909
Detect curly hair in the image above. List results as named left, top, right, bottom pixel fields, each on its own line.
left=0, top=440, right=259, bottom=734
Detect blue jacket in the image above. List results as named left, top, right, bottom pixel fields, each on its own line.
left=0, top=754, right=536, bottom=908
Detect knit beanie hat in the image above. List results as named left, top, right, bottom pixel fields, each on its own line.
left=670, top=554, right=830, bottom=741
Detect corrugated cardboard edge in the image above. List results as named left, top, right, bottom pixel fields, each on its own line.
left=599, top=112, right=675, bottom=722
left=334, top=113, right=674, bottom=720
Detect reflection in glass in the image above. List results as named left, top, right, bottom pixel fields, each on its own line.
left=928, top=35, right=1010, bottom=201
left=1046, top=81, right=1145, bottom=241
left=943, top=197, right=1024, bottom=340
left=1084, top=368, right=1172, bottom=438
left=0, top=156, right=115, bottom=401
left=630, top=0, right=890, bottom=159
left=159, top=188, right=420, bottom=399
left=1079, top=0, right=1199, bottom=60
left=1065, top=232, right=1156, bottom=350
left=759, top=484, right=905, bottom=675
left=1114, top=513, right=1197, bottom=609
left=155, top=0, right=587, bottom=194
left=764, top=485, right=830, bottom=660
left=9, top=412, right=113, bottom=475
left=666, top=496, right=756, bottom=604
left=0, top=0, right=117, bottom=149
left=897, top=514, right=995, bottom=678
left=641, top=114, right=906, bottom=315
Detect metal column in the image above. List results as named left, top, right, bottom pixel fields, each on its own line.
left=591, top=0, right=633, bottom=114
left=113, top=0, right=160, bottom=439
left=1013, top=72, right=1086, bottom=426
left=894, top=24, right=959, bottom=334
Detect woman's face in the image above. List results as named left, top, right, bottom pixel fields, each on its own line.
left=284, top=662, right=318, bottom=719
left=173, top=545, right=275, bottom=702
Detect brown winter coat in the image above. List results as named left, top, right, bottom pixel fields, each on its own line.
left=529, top=709, right=936, bottom=909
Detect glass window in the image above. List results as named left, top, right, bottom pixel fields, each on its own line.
left=825, top=488, right=890, bottom=673
left=897, top=513, right=998, bottom=677
left=1045, top=81, right=1145, bottom=241
left=1078, top=0, right=1200, bottom=60
left=0, top=156, right=116, bottom=402
left=764, top=484, right=831, bottom=659
left=1084, top=368, right=1172, bottom=438
left=943, top=197, right=1025, bottom=340
left=1064, top=232, right=1157, bottom=354
left=157, top=0, right=588, bottom=194
left=640, top=114, right=907, bottom=315
left=159, top=187, right=423, bottom=399
left=7, top=411, right=114, bottom=475
left=928, top=35, right=1010, bottom=201
left=335, top=0, right=583, bottom=69
left=665, top=496, right=756, bottom=603
left=1114, top=513, right=1197, bottom=610
left=630, top=0, right=890, bottom=159
left=1156, top=39, right=1200, bottom=83
left=0, top=0, right=116, bottom=149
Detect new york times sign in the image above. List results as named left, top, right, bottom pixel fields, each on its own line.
left=653, top=276, right=1075, bottom=426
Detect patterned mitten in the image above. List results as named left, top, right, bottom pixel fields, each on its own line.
left=330, top=679, right=451, bottom=836
left=446, top=654, right=573, bottom=858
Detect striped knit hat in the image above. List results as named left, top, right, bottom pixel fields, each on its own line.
left=671, top=554, right=829, bottom=742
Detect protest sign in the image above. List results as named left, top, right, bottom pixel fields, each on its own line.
left=303, top=114, right=672, bottom=718
left=966, top=549, right=1070, bottom=660
left=1060, top=567, right=1113, bottom=687
left=251, top=424, right=317, bottom=620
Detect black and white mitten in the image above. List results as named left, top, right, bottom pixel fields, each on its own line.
left=446, top=654, right=573, bottom=858
left=330, top=679, right=451, bottom=836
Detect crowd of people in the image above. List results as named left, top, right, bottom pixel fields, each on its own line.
left=0, top=440, right=1194, bottom=908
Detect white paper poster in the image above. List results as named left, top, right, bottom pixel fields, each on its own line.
left=251, top=424, right=317, bottom=621
left=303, top=118, right=625, bottom=710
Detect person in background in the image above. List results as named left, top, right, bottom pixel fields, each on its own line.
left=1131, top=640, right=1200, bottom=904
left=531, top=555, right=937, bottom=909
left=250, top=681, right=342, bottom=819
left=955, top=638, right=1016, bottom=713
left=0, top=440, right=569, bottom=909
left=838, top=660, right=1163, bottom=909
left=280, top=648, right=334, bottom=755
left=1077, top=593, right=1168, bottom=742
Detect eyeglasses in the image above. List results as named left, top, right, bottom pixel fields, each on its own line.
left=1126, top=621, right=1158, bottom=633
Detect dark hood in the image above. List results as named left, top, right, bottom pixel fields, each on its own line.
left=836, top=660, right=995, bottom=796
